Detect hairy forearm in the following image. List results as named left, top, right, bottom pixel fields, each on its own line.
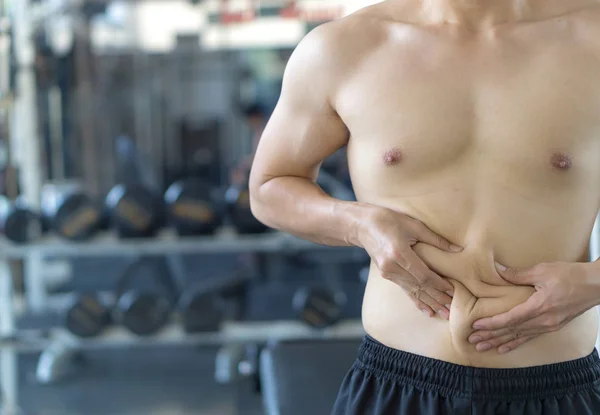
left=250, top=176, right=368, bottom=247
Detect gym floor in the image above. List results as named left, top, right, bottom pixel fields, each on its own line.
left=19, top=345, right=264, bottom=415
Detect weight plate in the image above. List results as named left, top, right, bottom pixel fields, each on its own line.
left=65, top=294, right=110, bottom=338
left=3, top=207, right=39, bottom=244
left=106, top=184, right=163, bottom=238
left=54, top=193, right=101, bottom=241
left=117, top=291, right=171, bottom=336
left=165, top=178, right=221, bottom=236
left=180, top=291, right=224, bottom=333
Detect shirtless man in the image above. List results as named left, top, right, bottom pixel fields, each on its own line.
left=249, top=0, right=600, bottom=413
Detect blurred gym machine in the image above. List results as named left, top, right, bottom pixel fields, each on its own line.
left=173, top=118, right=223, bottom=189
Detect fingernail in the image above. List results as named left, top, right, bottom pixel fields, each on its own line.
left=421, top=309, right=431, bottom=317
left=477, top=343, right=492, bottom=352
left=473, top=322, right=484, bottom=330
left=495, top=262, right=506, bottom=272
left=438, top=309, right=449, bottom=320
left=450, top=244, right=463, bottom=252
left=499, top=346, right=510, bottom=354
left=445, top=304, right=451, bottom=310
left=469, top=336, right=482, bottom=344
left=446, top=291, right=454, bottom=297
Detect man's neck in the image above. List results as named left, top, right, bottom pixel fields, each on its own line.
left=418, top=0, right=533, bottom=29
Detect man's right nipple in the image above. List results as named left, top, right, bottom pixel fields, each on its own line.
left=382, top=148, right=403, bottom=166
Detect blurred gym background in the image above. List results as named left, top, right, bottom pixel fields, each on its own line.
left=0, top=1, right=379, bottom=414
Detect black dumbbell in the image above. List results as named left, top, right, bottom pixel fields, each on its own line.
left=224, top=184, right=268, bottom=234
left=114, top=257, right=177, bottom=335
left=0, top=196, right=41, bottom=244
left=105, top=184, right=164, bottom=238
left=41, top=183, right=102, bottom=241
left=64, top=293, right=111, bottom=338
left=179, top=271, right=251, bottom=333
left=179, top=286, right=225, bottom=333
left=293, top=286, right=344, bottom=329
left=164, top=178, right=222, bottom=236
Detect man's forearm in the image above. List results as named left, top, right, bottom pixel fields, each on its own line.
left=584, top=260, right=600, bottom=308
left=250, top=176, right=368, bottom=247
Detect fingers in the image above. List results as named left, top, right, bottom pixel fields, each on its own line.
left=495, top=262, right=536, bottom=285
left=423, top=287, right=453, bottom=311
left=399, top=248, right=455, bottom=294
left=419, top=292, right=451, bottom=320
left=414, top=300, right=435, bottom=318
left=497, top=335, right=537, bottom=354
left=469, top=331, right=537, bottom=353
left=385, top=268, right=451, bottom=321
left=469, top=327, right=513, bottom=344
left=470, top=330, right=526, bottom=352
left=472, top=293, right=545, bottom=331
left=409, top=220, right=463, bottom=253
left=469, top=313, right=563, bottom=345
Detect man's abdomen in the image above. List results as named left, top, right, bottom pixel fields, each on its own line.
left=361, top=245, right=599, bottom=368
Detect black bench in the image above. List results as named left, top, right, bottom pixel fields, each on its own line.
left=259, top=339, right=362, bottom=415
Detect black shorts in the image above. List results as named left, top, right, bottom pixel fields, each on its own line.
left=331, top=336, right=600, bottom=415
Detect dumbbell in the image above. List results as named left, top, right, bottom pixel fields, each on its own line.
left=114, top=257, right=178, bottom=335
left=0, top=196, right=41, bottom=243
left=105, top=184, right=164, bottom=238
left=64, top=293, right=111, bottom=338
left=179, top=272, right=251, bottom=333
left=41, top=182, right=102, bottom=241
left=293, top=286, right=344, bottom=329
left=224, top=184, right=268, bottom=234
left=164, top=178, right=222, bottom=236
left=179, top=286, right=225, bottom=333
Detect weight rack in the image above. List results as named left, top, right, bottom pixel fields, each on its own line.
left=0, top=231, right=366, bottom=415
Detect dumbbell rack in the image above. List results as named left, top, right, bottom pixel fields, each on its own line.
left=0, top=230, right=365, bottom=415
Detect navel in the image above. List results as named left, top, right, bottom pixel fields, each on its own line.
left=550, top=152, right=572, bottom=171
left=382, top=148, right=403, bottom=166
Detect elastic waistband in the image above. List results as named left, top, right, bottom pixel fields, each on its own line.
left=357, top=335, right=600, bottom=401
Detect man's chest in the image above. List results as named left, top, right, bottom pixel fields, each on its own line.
left=337, top=34, right=600, bottom=184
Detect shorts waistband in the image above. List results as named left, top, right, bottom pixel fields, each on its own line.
left=357, top=335, right=600, bottom=400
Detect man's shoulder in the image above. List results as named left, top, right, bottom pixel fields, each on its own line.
left=297, top=2, right=413, bottom=66
left=303, top=6, right=388, bottom=55
left=285, top=1, right=418, bottom=87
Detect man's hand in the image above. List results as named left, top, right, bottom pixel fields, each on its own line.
left=468, top=261, right=599, bottom=354
left=358, top=206, right=463, bottom=320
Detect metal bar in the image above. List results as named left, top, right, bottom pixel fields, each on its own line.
left=48, top=86, right=65, bottom=180
left=0, top=231, right=360, bottom=259
left=12, top=0, right=42, bottom=208
left=0, top=17, right=10, bottom=94
left=10, top=320, right=365, bottom=352
left=0, top=259, right=18, bottom=414
left=24, top=251, right=47, bottom=312
left=73, top=15, right=99, bottom=196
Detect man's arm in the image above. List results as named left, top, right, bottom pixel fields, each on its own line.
left=249, top=25, right=363, bottom=247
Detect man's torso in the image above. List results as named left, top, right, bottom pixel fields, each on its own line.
left=334, top=0, right=600, bottom=367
